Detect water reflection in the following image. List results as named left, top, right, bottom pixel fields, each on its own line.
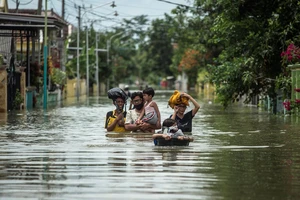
left=1, top=94, right=300, bottom=199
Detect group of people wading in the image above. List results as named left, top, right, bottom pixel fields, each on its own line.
left=105, top=87, right=200, bottom=143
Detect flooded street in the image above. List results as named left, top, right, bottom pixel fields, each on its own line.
left=1, top=92, right=300, bottom=200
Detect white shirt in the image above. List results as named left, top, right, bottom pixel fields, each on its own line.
left=125, top=109, right=141, bottom=124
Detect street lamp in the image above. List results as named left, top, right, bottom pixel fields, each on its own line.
left=107, top=31, right=124, bottom=86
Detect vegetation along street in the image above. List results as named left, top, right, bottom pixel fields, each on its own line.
left=65, top=0, right=300, bottom=111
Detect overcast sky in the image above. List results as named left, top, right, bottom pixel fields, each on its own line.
left=7, top=0, right=193, bottom=30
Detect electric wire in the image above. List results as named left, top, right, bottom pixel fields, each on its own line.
left=9, top=0, right=34, bottom=5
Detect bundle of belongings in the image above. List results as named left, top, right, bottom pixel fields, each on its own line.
left=107, top=87, right=128, bottom=102
left=168, top=90, right=189, bottom=109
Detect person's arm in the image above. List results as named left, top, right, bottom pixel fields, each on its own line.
left=105, top=112, right=111, bottom=129
left=125, top=121, right=155, bottom=132
left=136, top=107, right=145, bottom=123
left=125, top=123, right=141, bottom=132
left=106, top=112, right=124, bottom=132
left=171, top=106, right=179, bottom=120
left=124, top=110, right=138, bottom=131
left=152, top=101, right=161, bottom=129
left=139, top=122, right=158, bottom=132
left=155, top=120, right=162, bottom=129
left=152, top=133, right=171, bottom=140
left=181, top=93, right=200, bottom=116
left=124, top=110, right=145, bottom=132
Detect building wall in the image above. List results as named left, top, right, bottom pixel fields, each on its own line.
left=66, top=78, right=86, bottom=98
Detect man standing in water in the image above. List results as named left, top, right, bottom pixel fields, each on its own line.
left=125, top=91, right=161, bottom=132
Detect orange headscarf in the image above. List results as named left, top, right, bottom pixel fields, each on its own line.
left=168, top=90, right=189, bottom=109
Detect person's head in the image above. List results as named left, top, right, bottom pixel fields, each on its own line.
left=162, top=118, right=178, bottom=133
left=131, top=92, right=144, bottom=110
left=162, top=118, right=176, bottom=127
left=113, top=97, right=125, bottom=112
left=174, top=103, right=187, bottom=114
left=142, top=87, right=155, bottom=101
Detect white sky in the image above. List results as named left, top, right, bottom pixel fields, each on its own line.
left=7, top=0, right=193, bottom=30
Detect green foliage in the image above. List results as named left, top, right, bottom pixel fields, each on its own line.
left=190, top=0, right=300, bottom=107
left=64, top=0, right=300, bottom=104
left=275, top=74, right=291, bottom=99
left=66, top=14, right=193, bottom=88
left=13, top=89, right=24, bottom=110
left=197, top=69, right=210, bottom=89
left=209, top=55, right=260, bottom=107
left=66, top=27, right=107, bottom=83
left=65, top=59, right=76, bottom=79
left=144, top=18, right=174, bottom=78
left=51, top=68, right=66, bottom=85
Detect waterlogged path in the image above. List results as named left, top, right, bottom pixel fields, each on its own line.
left=1, top=93, right=300, bottom=200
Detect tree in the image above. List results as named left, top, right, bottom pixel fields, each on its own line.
left=147, top=19, right=173, bottom=74
left=193, top=0, right=300, bottom=107
left=179, top=49, right=201, bottom=88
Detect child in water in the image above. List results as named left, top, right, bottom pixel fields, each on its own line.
left=152, top=118, right=193, bottom=141
left=136, top=87, right=161, bottom=128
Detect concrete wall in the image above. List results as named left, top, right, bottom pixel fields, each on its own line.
left=65, top=78, right=86, bottom=98
left=92, top=82, right=106, bottom=96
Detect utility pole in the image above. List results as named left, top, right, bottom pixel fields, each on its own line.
left=37, top=0, right=42, bottom=73
left=76, top=6, right=81, bottom=101
left=43, top=0, right=48, bottom=109
left=73, top=1, right=116, bottom=96
left=37, top=0, right=42, bottom=15
left=62, top=0, right=65, bottom=19
left=86, top=27, right=89, bottom=97
left=95, top=32, right=99, bottom=97
left=106, top=39, right=109, bottom=90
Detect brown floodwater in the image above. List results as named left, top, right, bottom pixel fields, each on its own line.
left=1, top=91, right=300, bottom=200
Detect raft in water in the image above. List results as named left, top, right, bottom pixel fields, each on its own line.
left=154, top=136, right=192, bottom=146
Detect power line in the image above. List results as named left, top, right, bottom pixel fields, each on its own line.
left=156, top=0, right=191, bottom=8
left=10, top=0, right=34, bottom=5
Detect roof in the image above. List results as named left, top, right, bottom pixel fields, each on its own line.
left=0, top=12, right=68, bottom=32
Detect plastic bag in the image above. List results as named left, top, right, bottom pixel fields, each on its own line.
left=107, top=87, right=128, bottom=101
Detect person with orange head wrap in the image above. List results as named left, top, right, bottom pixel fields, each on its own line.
left=168, top=91, right=200, bottom=132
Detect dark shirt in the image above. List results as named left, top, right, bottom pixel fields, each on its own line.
left=170, top=110, right=194, bottom=132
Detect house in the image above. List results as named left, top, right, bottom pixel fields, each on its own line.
left=0, top=0, right=69, bottom=112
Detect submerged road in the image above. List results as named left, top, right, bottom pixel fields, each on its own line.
left=1, top=93, right=300, bottom=200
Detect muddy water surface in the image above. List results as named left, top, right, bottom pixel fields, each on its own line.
left=1, top=93, right=300, bottom=200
